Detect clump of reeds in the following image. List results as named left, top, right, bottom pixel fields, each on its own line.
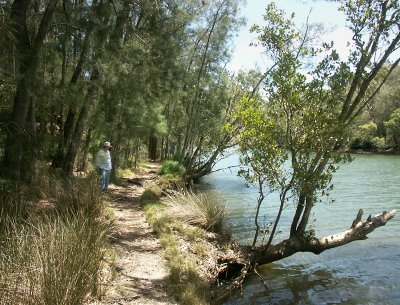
left=165, top=189, right=226, bottom=233
left=0, top=172, right=112, bottom=305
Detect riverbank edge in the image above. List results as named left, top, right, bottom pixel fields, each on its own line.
left=140, top=176, right=249, bottom=305
left=342, top=147, right=400, bottom=155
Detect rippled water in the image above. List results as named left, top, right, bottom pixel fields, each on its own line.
left=200, top=153, right=400, bottom=305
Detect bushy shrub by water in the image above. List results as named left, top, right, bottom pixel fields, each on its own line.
left=157, top=160, right=186, bottom=178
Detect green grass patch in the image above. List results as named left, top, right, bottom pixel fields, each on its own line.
left=142, top=192, right=210, bottom=305
left=116, top=167, right=135, bottom=178
left=185, top=227, right=207, bottom=241
left=140, top=189, right=160, bottom=203
left=190, top=242, right=209, bottom=257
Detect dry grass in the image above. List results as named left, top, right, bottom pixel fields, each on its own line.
left=0, top=173, right=113, bottom=305
left=165, top=189, right=226, bottom=233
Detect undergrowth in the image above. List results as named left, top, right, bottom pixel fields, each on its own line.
left=157, top=160, right=186, bottom=179
left=165, top=189, right=226, bottom=233
left=0, top=173, right=113, bottom=305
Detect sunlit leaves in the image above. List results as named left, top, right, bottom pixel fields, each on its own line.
left=384, top=108, right=400, bottom=146
left=225, top=96, right=287, bottom=189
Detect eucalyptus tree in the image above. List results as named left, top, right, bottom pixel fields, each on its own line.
left=226, top=0, right=398, bottom=270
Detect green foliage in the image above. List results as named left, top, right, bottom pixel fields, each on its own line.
left=140, top=189, right=160, bottom=203
left=371, top=137, right=386, bottom=149
left=225, top=96, right=287, bottom=188
left=350, top=121, right=378, bottom=149
left=384, top=108, right=400, bottom=146
left=227, top=0, right=400, bottom=246
left=157, top=160, right=186, bottom=178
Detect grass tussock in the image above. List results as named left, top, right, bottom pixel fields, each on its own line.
left=0, top=173, right=113, bottom=305
left=140, top=189, right=160, bottom=203
left=165, top=189, right=226, bottom=233
left=116, top=167, right=135, bottom=179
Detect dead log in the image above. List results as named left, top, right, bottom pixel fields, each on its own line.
left=126, top=178, right=143, bottom=186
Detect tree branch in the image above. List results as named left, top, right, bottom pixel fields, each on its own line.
left=310, top=209, right=396, bottom=253
left=256, top=209, right=396, bottom=265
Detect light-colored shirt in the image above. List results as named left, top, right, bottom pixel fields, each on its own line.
left=96, top=149, right=112, bottom=170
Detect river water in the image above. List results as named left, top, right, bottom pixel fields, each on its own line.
left=200, top=153, right=400, bottom=305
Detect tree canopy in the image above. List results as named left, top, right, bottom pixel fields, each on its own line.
left=0, top=0, right=245, bottom=180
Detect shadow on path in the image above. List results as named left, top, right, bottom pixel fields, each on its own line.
left=91, top=164, right=176, bottom=305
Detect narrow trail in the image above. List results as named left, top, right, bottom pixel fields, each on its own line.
left=94, top=164, right=176, bottom=305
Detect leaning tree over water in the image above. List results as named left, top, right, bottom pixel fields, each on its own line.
left=220, top=0, right=398, bottom=294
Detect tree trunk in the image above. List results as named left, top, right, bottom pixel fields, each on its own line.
left=61, top=78, right=98, bottom=176
left=179, top=4, right=222, bottom=163
left=148, top=132, right=158, bottom=161
left=52, top=14, right=96, bottom=169
left=28, top=96, right=39, bottom=183
left=78, top=127, right=92, bottom=172
left=2, top=0, right=59, bottom=179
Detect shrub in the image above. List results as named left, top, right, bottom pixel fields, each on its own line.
left=157, top=160, right=185, bottom=178
left=372, top=136, right=386, bottom=149
left=140, top=189, right=160, bottom=203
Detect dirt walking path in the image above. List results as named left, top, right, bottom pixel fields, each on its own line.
left=94, top=164, right=176, bottom=305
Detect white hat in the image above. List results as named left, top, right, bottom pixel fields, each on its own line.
left=103, top=141, right=112, bottom=147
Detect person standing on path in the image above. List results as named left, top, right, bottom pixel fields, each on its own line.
left=95, top=141, right=112, bottom=191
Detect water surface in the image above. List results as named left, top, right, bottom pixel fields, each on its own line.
left=201, top=154, right=400, bottom=305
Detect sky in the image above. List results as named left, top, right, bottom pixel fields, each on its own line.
left=228, top=0, right=353, bottom=72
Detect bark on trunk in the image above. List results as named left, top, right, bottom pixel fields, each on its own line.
left=78, top=127, right=92, bottom=172
left=61, top=79, right=97, bottom=176
left=2, top=0, right=59, bottom=179
left=148, top=133, right=158, bottom=161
